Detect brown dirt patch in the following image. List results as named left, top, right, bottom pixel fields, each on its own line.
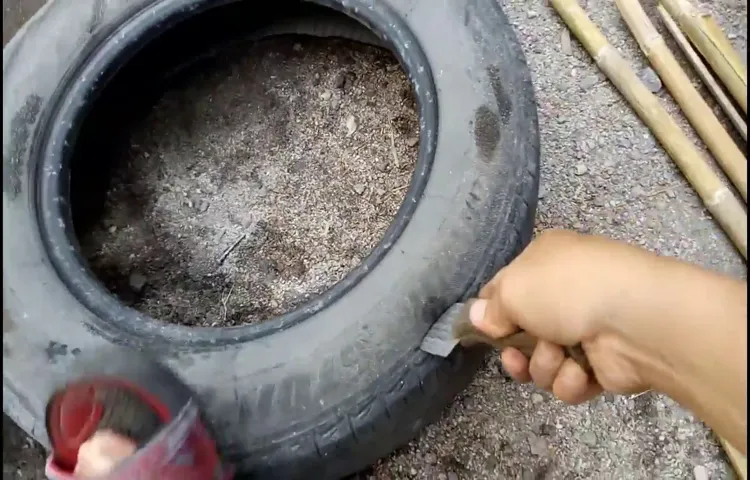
left=76, top=36, right=418, bottom=327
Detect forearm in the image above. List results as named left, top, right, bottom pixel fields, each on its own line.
left=612, top=253, right=747, bottom=453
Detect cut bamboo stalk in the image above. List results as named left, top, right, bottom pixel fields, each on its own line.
left=614, top=0, right=747, bottom=202
left=720, top=436, right=747, bottom=480
left=549, top=0, right=747, bottom=259
left=658, top=5, right=747, bottom=142
left=659, top=0, right=747, bottom=114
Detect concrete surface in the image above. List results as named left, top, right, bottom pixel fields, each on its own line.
left=2, top=0, right=746, bottom=478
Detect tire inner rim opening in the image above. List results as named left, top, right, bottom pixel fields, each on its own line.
left=35, top=0, right=438, bottom=347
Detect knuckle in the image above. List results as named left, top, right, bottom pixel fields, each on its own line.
left=495, top=274, right=521, bottom=316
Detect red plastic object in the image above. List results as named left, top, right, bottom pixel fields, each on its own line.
left=46, top=383, right=105, bottom=472
left=44, top=368, right=232, bottom=480
left=45, top=396, right=232, bottom=480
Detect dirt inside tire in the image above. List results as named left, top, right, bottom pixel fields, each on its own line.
left=76, top=36, right=418, bottom=327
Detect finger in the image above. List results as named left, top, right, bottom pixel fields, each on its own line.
left=500, top=348, right=532, bottom=383
left=74, top=430, right=136, bottom=478
left=528, top=341, right=566, bottom=391
left=552, top=358, right=603, bottom=405
left=477, top=268, right=505, bottom=299
left=469, top=298, right=518, bottom=339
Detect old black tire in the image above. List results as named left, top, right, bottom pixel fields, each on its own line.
left=2, top=0, right=540, bottom=478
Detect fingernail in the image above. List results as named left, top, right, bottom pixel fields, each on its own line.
left=469, top=299, right=487, bottom=326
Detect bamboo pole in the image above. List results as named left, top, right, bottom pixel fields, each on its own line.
left=614, top=0, right=747, bottom=202
left=657, top=5, right=747, bottom=142
left=720, top=437, right=747, bottom=480
left=549, top=0, right=747, bottom=259
left=659, top=0, right=747, bottom=114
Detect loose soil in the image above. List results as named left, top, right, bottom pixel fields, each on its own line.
left=77, top=36, right=419, bottom=327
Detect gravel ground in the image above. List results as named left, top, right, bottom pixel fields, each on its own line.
left=364, top=0, right=747, bottom=478
left=3, top=0, right=747, bottom=478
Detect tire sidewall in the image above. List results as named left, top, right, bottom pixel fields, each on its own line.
left=3, top=0, right=539, bottom=476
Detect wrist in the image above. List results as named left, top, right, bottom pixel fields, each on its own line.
left=592, top=245, right=687, bottom=387
left=598, top=251, right=747, bottom=454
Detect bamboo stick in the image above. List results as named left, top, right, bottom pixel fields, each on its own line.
left=614, top=0, right=747, bottom=202
left=657, top=5, right=747, bottom=142
left=659, top=0, right=747, bottom=114
left=549, top=0, right=747, bottom=259
left=720, top=437, right=747, bottom=480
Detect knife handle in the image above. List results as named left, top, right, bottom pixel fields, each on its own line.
left=452, top=301, right=592, bottom=374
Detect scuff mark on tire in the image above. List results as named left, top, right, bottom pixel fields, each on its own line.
left=473, top=105, right=500, bottom=162
left=473, top=66, right=514, bottom=163
left=3, top=94, right=42, bottom=200
left=487, top=66, right=512, bottom=125
left=45, top=341, right=68, bottom=363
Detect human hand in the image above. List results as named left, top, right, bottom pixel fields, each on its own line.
left=470, top=229, right=653, bottom=404
left=74, top=430, right=136, bottom=478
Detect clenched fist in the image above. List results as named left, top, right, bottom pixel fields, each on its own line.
left=468, top=230, right=746, bottom=454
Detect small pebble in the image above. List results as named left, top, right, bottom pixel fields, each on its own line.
left=581, top=431, right=598, bottom=447
left=531, top=393, right=544, bottom=404
left=292, top=43, right=302, bottom=52
left=406, top=136, right=419, bottom=147
left=108, top=225, right=118, bottom=234
left=616, top=137, right=632, bottom=149
left=527, top=10, right=538, bottom=18
left=334, top=71, right=347, bottom=89
left=424, top=453, right=437, bottom=465
left=529, top=435, right=548, bottom=456
left=575, top=163, right=588, bottom=176
left=693, top=465, right=709, bottom=480
left=537, top=423, right=555, bottom=436
left=638, top=67, right=663, bottom=93
left=580, top=75, right=599, bottom=90
left=345, top=115, right=358, bottom=136
left=196, top=199, right=210, bottom=213
left=353, top=184, right=366, bottom=195
left=561, top=29, right=572, bottom=55
left=320, top=90, right=332, bottom=100
left=437, top=474, right=448, bottom=480
left=538, top=184, right=548, bottom=199
left=128, top=272, right=147, bottom=294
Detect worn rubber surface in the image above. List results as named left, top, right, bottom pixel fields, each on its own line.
left=2, top=0, right=540, bottom=478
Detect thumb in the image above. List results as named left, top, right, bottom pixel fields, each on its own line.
left=469, top=298, right=518, bottom=339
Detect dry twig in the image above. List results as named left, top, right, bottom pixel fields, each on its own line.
left=218, top=234, right=246, bottom=265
